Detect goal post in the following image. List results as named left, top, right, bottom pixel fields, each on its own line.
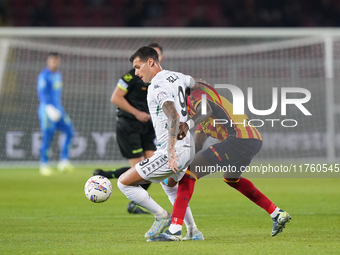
left=0, top=28, right=339, bottom=165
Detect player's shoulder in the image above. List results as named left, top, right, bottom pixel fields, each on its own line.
left=121, top=69, right=139, bottom=83
left=152, top=70, right=183, bottom=85
left=150, top=70, right=167, bottom=87
left=160, top=70, right=185, bottom=80
left=38, top=67, right=49, bottom=77
left=39, top=69, right=55, bottom=85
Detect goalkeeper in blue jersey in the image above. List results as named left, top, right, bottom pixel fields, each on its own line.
left=37, top=52, right=74, bottom=176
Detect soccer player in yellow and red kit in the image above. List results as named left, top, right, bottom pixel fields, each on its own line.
left=148, top=84, right=291, bottom=241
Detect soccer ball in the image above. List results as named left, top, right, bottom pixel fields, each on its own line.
left=84, top=175, right=113, bottom=203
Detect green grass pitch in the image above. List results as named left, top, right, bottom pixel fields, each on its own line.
left=1, top=166, right=339, bottom=254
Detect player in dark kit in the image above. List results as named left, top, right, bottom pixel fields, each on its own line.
left=148, top=84, right=291, bottom=241
left=93, top=43, right=164, bottom=214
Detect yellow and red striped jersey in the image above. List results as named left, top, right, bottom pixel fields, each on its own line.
left=187, top=88, right=262, bottom=141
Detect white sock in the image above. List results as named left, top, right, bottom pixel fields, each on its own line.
left=161, top=182, right=197, bottom=230
left=118, top=180, right=167, bottom=218
left=169, top=224, right=182, bottom=234
left=184, top=205, right=197, bottom=230
left=270, top=207, right=280, bottom=218
left=161, top=182, right=177, bottom=204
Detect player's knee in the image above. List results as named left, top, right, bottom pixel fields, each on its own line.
left=118, top=170, right=134, bottom=185
left=117, top=178, right=133, bottom=194
left=117, top=178, right=125, bottom=191
left=223, top=177, right=240, bottom=186
left=185, top=167, right=199, bottom=181
left=162, top=177, right=177, bottom=187
left=223, top=169, right=242, bottom=180
left=117, top=173, right=126, bottom=184
left=117, top=178, right=148, bottom=204
left=117, top=179, right=130, bottom=197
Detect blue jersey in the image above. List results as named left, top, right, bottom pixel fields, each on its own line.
left=37, top=67, right=64, bottom=113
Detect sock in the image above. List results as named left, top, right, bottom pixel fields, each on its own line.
left=160, top=182, right=177, bottom=204
left=169, top=224, right=182, bottom=234
left=270, top=207, right=281, bottom=218
left=225, top=177, right=277, bottom=214
left=161, top=182, right=197, bottom=231
left=170, top=175, right=196, bottom=230
left=117, top=179, right=167, bottom=218
left=184, top=206, right=197, bottom=230
left=113, top=167, right=130, bottom=178
left=140, top=183, right=151, bottom=191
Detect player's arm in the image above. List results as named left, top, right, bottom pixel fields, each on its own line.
left=192, top=78, right=211, bottom=90
left=189, top=100, right=213, bottom=127
left=37, top=74, right=52, bottom=105
left=111, top=85, right=150, bottom=122
left=177, top=100, right=213, bottom=140
left=194, top=132, right=208, bottom=154
left=187, top=76, right=210, bottom=90
left=37, top=74, right=61, bottom=122
left=162, top=101, right=180, bottom=173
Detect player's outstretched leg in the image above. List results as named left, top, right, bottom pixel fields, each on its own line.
left=160, top=181, right=204, bottom=241
left=93, top=167, right=130, bottom=179
left=128, top=182, right=151, bottom=214
left=271, top=209, right=291, bottom=236
left=94, top=167, right=150, bottom=214
left=148, top=174, right=198, bottom=242
left=93, top=169, right=117, bottom=179
left=117, top=176, right=171, bottom=238
left=224, top=176, right=291, bottom=236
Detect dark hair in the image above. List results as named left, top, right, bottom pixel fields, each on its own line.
left=48, top=52, right=60, bottom=57
left=147, top=42, right=163, bottom=53
left=129, top=46, right=159, bottom=63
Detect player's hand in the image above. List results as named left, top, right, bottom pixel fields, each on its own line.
left=177, top=122, right=189, bottom=140
left=135, top=111, right=151, bottom=122
left=45, top=104, right=62, bottom=122
left=168, top=149, right=179, bottom=173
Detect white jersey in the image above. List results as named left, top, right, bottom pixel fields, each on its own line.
left=147, top=70, right=194, bottom=152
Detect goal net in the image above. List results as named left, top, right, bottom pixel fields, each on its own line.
left=0, top=28, right=339, bottom=165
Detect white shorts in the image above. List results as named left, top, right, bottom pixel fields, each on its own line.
left=135, top=142, right=194, bottom=183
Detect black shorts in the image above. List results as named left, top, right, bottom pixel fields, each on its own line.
left=116, top=117, right=156, bottom=159
left=201, top=136, right=262, bottom=178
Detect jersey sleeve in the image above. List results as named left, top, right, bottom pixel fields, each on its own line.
left=117, top=71, right=135, bottom=92
left=187, top=95, right=198, bottom=117
left=191, top=89, right=204, bottom=109
left=195, top=124, right=203, bottom=134
left=37, top=72, right=52, bottom=105
left=177, top=72, right=195, bottom=88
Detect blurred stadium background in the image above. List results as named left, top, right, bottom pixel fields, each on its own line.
left=0, top=1, right=340, bottom=166
left=1, top=0, right=340, bottom=27
left=1, top=2, right=340, bottom=255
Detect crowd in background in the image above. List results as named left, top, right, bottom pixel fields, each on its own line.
left=1, top=0, right=340, bottom=27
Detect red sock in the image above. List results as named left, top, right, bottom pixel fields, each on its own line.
left=171, top=174, right=196, bottom=226
left=224, top=177, right=277, bottom=214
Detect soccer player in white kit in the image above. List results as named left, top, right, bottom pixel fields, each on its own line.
left=117, top=46, right=198, bottom=239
